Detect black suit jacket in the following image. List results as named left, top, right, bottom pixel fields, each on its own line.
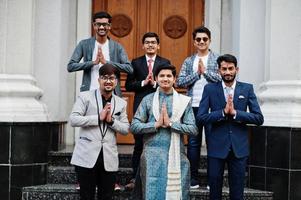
left=125, top=55, right=170, bottom=112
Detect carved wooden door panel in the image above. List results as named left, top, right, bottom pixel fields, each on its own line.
left=93, top=0, right=204, bottom=144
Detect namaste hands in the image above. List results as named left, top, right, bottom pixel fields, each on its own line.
left=155, top=102, right=171, bottom=129
left=99, top=103, right=113, bottom=123
left=223, top=95, right=237, bottom=116
left=143, top=73, right=156, bottom=86
left=197, top=58, right=206, bottom=75
left=93, top=46, right=106, bottom=65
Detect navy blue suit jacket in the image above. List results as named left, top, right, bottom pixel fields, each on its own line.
left=196, top=81, right=264, bottom=159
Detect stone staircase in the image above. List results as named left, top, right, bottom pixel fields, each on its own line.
left=22, top=145, right=273, bottom=200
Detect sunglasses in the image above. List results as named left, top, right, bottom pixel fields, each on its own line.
left=195, top=37, right=209, bottom=43
left=93, top=22, right=111, bottom=28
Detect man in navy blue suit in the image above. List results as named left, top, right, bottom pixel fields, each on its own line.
left=197, top=54, right=264, bottom=200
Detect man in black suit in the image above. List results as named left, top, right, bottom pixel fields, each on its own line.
left=125, top=32, right=170, bottom=189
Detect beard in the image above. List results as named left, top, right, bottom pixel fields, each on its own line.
left=222, top=74, right=236, bottom=83
left=102, top=83, right=115, bottom=92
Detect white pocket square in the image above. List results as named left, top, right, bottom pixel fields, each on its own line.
left=238, top=95, right=245, bottom=99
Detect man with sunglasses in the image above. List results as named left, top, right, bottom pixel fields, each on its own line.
left=70, top=64, right=130, bottom=200
left=125, top=32, right=170, bottom=190
left=177, top=26, right=221, bottom=189
left=67, top=11, right=133, bottom=96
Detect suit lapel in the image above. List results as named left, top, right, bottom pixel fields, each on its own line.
left=153, top=56, right=161, bottom=74
left=110, top=95, right=116, bottom=116
left=141, top=57, right=148, bottom=75
left=217, top=82, right=226, bottom=104
left=96, top=89, right=103, bottom=112
left=108, top=38, right=114, bottom=61
left=88, top=37, right=96, bottom=61
left=233, top=81, right=241, bottom=106
left=95, top=89, right=105, bottom=134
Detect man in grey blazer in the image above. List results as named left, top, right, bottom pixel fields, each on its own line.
left=67, top=11, right=133, bottom=96
left=70, top=63, right=130, bottom=200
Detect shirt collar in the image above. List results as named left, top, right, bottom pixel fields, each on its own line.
left=145, top=54, right=156, bottom=62
left=222, top=80, right=237, bottom=90
left=96, top=39, right=109, bottom=47
left=101, top=94, right=112, bottom=103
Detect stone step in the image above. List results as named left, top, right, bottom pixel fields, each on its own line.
left=48, top=151, right=133, bottom=168
left=48, top=145, right=207, bottom=169
left=48, top=146, right=132, bottom=168
left=47, top=166, right=132, bottom=185
left=189, top=187, right=273, bottom=200
left=22, top=184, right=273, bottom=200
left=47, top=166, right=246, bottom=187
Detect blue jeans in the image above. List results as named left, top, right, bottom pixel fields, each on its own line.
left=187, top=107, right=203, bottom=182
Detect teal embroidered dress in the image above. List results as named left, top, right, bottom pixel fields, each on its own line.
left=130, top=91, right=198, bottom=200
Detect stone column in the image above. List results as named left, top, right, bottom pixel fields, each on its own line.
left=0, top=0, right=49, bottom=122
left=248, top=0, right=301, bottom=200
left=204, top=0, right=222, bottom=52
left=0, top=1, right=49, bottom=199
left=257, top=0, right=301, bottom=127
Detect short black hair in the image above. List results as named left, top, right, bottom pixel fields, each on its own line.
left=99, top=63, right=118, bottom=76
left=93, top=11, right=112, bottom=23
left=192, top=26, right=211, bottom=40
left=142, top=32, right=160, bottom=44
left=154, top=64, right=177, bottom=77
left=217, top=54, right=238, bottom=68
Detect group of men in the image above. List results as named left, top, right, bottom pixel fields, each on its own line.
left=67, top=11, right=264, bottom=200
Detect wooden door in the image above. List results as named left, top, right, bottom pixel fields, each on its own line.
left=93, top=0, right=204, bottom=144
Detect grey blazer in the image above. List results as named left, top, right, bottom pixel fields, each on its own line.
left=69, top=89, right=129, bottom=171
left=67, top=37, right=133, bottom=96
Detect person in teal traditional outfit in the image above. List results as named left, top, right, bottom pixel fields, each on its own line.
left=130, top=64, right=198, bottom=200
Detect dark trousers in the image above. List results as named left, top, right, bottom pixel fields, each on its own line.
left=187, top=107, right=203, bottom=181
left=75, top=150, right=116, bottom=200
left=131, top=134, right=143, bottom=179
left=207, top=151, right=248, bottom=200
